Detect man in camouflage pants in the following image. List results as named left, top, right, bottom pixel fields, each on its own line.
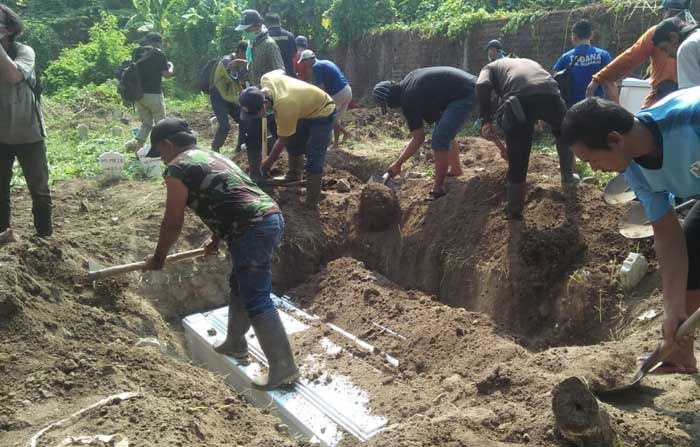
left=142, top=118, right=299, bottom=391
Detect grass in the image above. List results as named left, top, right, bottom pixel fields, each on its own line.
left=10, top=82, right=206, bottom=189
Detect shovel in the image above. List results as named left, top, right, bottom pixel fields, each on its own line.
left=87, top=248, right=206, bottom=281
left=368, top=172, right=401, bottom=191
left=596, top=307, right=700, bottom=396
left=619, top=199, right=697, bottom=239
left=603, top=174, right=635, bottom=205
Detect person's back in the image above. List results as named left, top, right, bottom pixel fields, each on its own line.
left=312, top=59, right=348, bottom=96
left=677, top=28, right=700, bottom=88
left=167, top=148, right=279, bottom=240
left=399, top=66, right=476, bottom=127
left=480, top=58, right=559, bottom=100
left=266, top=14, right=296, bottom=77
left=132, top=45, right=168, bottom=94
left=554, top=19, right=612, bottom=105
left=261, top=70, right=335, bottom=136
left=250, top=31, right=284, bottom=86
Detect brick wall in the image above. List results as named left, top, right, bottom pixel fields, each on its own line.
left=331, top=4, right=700, bottom=99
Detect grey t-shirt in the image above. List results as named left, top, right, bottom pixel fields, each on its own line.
left=0, top=42, right=44, bottom=145
left=677, top=30, right=700, bottom=89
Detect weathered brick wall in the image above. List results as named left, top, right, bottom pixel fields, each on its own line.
left=332, top=4, right=700, bottom=99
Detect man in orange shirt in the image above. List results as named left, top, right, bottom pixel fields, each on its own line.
left=586, top=0, right=693, bottom=108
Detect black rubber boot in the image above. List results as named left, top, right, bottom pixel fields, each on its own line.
left=280, top=155, right=304, bottom=183
left=506, top=182, right=526, bottom=221
left=250, top=310, right=300, bottom=391
left=213, top=296, right=250, bottom=360
left=305, top=173, right=322, bottom=209
left=247, top=149, right=266, bottom=186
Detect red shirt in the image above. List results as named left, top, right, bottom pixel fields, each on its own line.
left=294, top=50, right=312, bottom=82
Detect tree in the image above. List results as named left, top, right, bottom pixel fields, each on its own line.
left=327, top=0, right=396, bottom=43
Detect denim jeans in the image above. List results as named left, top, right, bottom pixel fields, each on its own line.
left=432, top=94, right=475, bottom=151
left=210, top=88, right=243, bottom=152
left=245, top=114, right=277, bottom=155
left=0, top=140, right=52, bottom=236
left=228, top=213, right=284, bottom=318
left=286, top=112, right=335, bottom=175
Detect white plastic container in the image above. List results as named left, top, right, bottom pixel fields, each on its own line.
left=619, top=252, right=648, bottom=290
left=210, top=116, right=219, bottom=134
left=137, top=145, right=163, bottom=179
left=619, top=78, right=651, bottom=114
left=98, top=151, right=124, bottom=181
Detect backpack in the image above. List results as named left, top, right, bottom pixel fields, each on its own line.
left=554, top=55, right=580, bottom=107
left=117, top=47, right=157, bottom=106
left=198, top=58, right=219, bottom=93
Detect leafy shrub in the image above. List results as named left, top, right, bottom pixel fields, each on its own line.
left=20, top=20, right=65, bottom=71
left=43, top=14, right=135, bottom=94
left=327, top=0, right=396, bottom=43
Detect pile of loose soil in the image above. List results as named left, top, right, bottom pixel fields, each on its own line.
left=0, top=182, right=304, bottom=447
left=287, top=258, right=700, bottom=447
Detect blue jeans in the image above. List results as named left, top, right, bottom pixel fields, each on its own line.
left=228, top=213, right=284, bottom=318
left=286, top=112, right=335, bottom=175
left=432, top=94, right=474, bottom=151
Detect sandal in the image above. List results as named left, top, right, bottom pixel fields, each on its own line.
left=424, top=190, right=447, bottom=203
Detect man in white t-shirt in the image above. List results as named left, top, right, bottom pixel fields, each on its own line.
left=652, top=16, right=700, bottom=88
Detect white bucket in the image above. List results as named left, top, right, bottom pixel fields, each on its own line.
left=137, top=145, right=163, bottom=179
left=98, top=151, right=125, bottom=181
left=619, top=78, right=651, bottom=114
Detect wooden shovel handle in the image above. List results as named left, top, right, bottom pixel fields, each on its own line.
left=88, top=248, right=206, bottom=281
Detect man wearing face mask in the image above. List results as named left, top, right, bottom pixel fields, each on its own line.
left=236, top=9, right=285, bottom=184
left=0, top=3, right=52, bottom=239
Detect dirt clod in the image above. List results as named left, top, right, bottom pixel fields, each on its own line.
left=358, top=184, right=400, bottom=231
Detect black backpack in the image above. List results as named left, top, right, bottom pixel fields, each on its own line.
left=554, top=55, right=580, bottom=107
left=117, top=47, right=157, bottom=105
left=198, top=58, right=219, bottom=93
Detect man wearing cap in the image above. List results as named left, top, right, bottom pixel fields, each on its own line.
left=236, top=9, right=285, bottom=184
left=477, top=58, right=577, bottom=220
left=652, top=17, right=700, bottom=89
left=372, top=67, right=476, bottom=201
left=486, top=39, right=506, bottom=62
left=240, top=70, right=335, bottom=208
left=0, top=3, right=52, bottom=239
left=210, top=41, right=248, bottom=153
left=124, top=32, right=175, bottom=152
left=298, top=50, right=352, bottom=149
left=586, top=0, right=694, bottom=107
left=294, top=36, right=312, bottom=81
left=265, top=13, right=296, bottom=78
left=143, top=117, right=300, bottom=390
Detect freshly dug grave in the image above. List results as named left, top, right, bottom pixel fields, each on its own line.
left=288, top=258, right=700, bottom=447
left=338, top=136, right=655, bottom=347
left=0, top=182, right=305, bottom=447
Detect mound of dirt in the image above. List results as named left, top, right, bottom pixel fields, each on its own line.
left=358, top=184, right=401, bottom=231
left=0, top=182, right=302, bottom=447
left=286, top=258, right=697, bottom=447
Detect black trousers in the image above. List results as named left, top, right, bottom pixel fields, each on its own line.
left=0, top=140, right=53, bottom=236
left=504, top=93, right=573, bottom=184
left=245, top=115, right=277, bottom=156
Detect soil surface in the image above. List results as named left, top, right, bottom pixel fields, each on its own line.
left=2, top=106, right=698, bottom=446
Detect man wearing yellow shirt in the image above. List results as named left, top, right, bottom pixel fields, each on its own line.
left=209, top=41, right=248, bottom=153
left=239, top=70, right=335, bottom=208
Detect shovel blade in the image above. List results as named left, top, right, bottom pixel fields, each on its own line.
left=367, top=173, right=400, bottom=191
left=87, top=259, right=105, bottom=274
left=604, top=174, right=635, bottom=205
left=619, top=201, right=653, bottom=239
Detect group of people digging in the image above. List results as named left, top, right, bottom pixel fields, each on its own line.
left=2, top=0, right=700, bottom=391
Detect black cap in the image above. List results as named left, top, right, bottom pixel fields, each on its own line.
left=295, top=35, right=308, bottom=48
left=486, top=39, right=503, bottom=50
left=236, top=9, right=264, bottom=31
left=372, top=81, right=401, bottom=114
left=239, top=86, right=265, bottom=121
left=147, top=118, right=193, bottom=157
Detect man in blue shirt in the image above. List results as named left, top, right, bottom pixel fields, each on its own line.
left=553, top=19, right=612, bottom=107
left=561, top=89, right=700, bottom=375
left=298, top=50, right=352, bottom=148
